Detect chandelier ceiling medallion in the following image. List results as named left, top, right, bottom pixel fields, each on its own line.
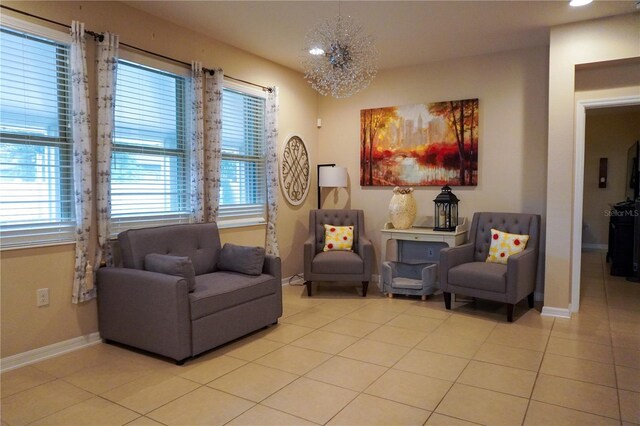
left=302, top=11, right=378, bottom=98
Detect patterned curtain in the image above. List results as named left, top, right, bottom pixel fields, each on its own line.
left=95, top=33, right=119, bottom=268
left=190, top=61, right=205, bottom=223
left=70, top=21, right=94, bottom=304
left=204, top=69, right=223, bottom=222
left=265, top=87, right=280, bottom=256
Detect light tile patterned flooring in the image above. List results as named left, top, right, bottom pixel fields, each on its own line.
left=2, top=251, right=639, bottom=425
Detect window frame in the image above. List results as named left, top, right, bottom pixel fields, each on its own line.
left=218, top=80, right=268, bottom=229
left=0, top=16, right=75, bottom=250
left=109, top=54, right=191, bottom=236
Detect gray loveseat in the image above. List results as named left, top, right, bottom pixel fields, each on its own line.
left=97, top=223, right=282, bottom=364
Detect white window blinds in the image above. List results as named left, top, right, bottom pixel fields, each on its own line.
left=111, top=60, right=190, bottom=235
left=219, top=86, right=266, bottom=224
left=0, top=26, right=75, bottom=248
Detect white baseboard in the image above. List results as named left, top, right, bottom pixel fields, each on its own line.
left=541, top=306, right=572, bottom=319
left=1, top=332, right=102, bottom=373
left=582, top=243, right=607, bottom=251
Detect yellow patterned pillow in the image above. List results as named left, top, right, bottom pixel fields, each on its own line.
left=323, top=225, right=354, bottom=251
left=486, top=228, right=530, bottom=264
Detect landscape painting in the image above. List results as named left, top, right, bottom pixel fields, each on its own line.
left=360, top=98, right=479, bottom=186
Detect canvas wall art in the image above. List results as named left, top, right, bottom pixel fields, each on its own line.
left=360, top=98, right=479, bottom=186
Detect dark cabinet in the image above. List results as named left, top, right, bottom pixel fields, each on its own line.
left=607, top=204, right=636, bottom=277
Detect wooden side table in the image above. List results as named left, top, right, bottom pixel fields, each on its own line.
left=379, top=218, right=468, bottom=292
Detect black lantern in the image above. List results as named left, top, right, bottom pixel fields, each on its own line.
left=433, top=185, right=459, bottom=232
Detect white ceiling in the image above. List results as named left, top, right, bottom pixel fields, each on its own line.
left=124, top=1, right=638, bottom=72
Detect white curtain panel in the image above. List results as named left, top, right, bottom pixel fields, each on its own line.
left=95, top=32, right=119, bottom=268
left=204, top=69, right=223, bottom=222
left=190, top=61, right=205, bottom=223
left=70, top=21, right=95, bottom=304
left=265, top=86, right=280, bottom=256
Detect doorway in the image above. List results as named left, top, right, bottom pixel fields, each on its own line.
left=572, top=96, right=640, bottom=312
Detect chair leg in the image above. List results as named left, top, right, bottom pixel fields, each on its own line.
left=421, top=295, right=427, bottom=301
left=507, top=303, right=515, bottom=322
left=362, top=281, right=369, bottom=297
left=444, top=292, right=452, bottom=310
left=527, top=292, right=534, bottom=308
left=305, top=281, right=312, bottom=297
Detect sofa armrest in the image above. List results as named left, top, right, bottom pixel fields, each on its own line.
left=358, top=235, right=373, bottom=280
left=440, top=243, right=474, bottom=268
left=506, top=248, right=538, bottom=303
left=439, top=243, right=475, bottom=290
left=422, top=263, right=438, bottom=286
left=262, top=254, right=283, bottom=317
left=262, top=254, right=282, bottom=281
left=381, top=261, right=394, bottom=289
left=303, top=235, right=315, bottom=279
left=96, top=267, right=191, bottom=361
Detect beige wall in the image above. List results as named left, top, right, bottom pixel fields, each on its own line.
left=545, top=13, right=640, bottom=311
left=4, top=2, right=637, bottom=359
left=0, top=1, right=319, bottom=358
left=583, top=109, right=640, bottom=246
left=317, top=46, right=549, bottom=291
left=1, top=245, right=98, bottom=357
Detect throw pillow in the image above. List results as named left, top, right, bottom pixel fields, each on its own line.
left=145, top=253, right=196, bottom=292
left=486, top=229, right=530, bottom=265
left=217, top=243, right=266, bottom=276
left=323, top=224, right=354, bottom=251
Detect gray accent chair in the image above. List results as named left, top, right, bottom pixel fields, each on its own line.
left=439, top=212, right=541, bottom=322
left=97, top=223, right=282, bottom=364
left=304, top=209, right=373, bottom=297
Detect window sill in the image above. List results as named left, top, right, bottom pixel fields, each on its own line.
left=0, top=240, right=76, bottom=252
left=217, top=218, right=267, bottom=230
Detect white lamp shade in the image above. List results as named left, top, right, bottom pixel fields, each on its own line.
left=319, top=166, right=348, bottom=187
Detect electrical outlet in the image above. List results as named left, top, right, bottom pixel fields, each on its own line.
left=427, top=248, right=434, bottom=257
left=37, top=288, right=49, bottom=307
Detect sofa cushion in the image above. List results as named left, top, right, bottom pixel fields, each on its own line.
left=323, top=224, right=354, bottom=251
left=189, top=272, right=277, bottom=320
left=448, top=261, right=506, bottom=293
left=486, top=229, right=529, bottom=264
left=119, top=223, right=222, bottom=275
left=217, top=243, right=266, bottom=276
left=391, top=277, right=423, bottom=290
left=313, top=210, right=362, bottom=254
left=144, top=253, right=196, bottom=292
left=472, top=213, right=539, bottom=262
left=312, top=251, right=363, bottom=274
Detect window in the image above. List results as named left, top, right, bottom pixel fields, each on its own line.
left=0, top=25, right=74, bottom=248
left=219, top=85, right=267, bottom=225
left=111, top=60, right=190, bottom=234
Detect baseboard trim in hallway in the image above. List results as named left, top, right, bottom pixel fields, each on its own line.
left=541, top=306, right=572, bottom=318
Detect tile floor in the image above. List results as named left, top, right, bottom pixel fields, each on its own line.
left=2, top=250, right=639, bottom=425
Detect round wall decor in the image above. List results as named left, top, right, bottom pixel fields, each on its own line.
left=280, top=135, right=310, bottom=206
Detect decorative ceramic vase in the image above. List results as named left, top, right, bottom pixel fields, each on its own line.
left=389, top=187, right=417, bottom=229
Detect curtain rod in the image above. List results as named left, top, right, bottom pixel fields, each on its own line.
left=1, top=5, right=273, bottom=93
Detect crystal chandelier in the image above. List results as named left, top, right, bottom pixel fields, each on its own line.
left=302, top=15, right=378, bottom=98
